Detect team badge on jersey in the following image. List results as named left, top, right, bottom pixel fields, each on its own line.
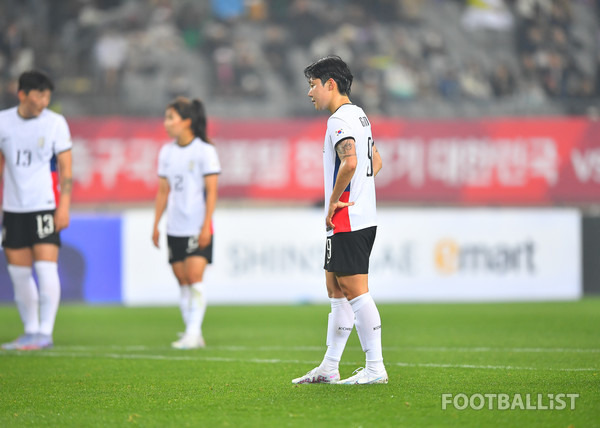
left=336, top=129, right=344, bottom=137
left=188, top=160, right=194, bottom=171
left=38, top=137, right=45, bottom=147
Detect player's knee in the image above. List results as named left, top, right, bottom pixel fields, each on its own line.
left=186, top=271, right=204, bottom=284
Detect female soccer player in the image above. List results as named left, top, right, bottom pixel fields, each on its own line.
left=0, top=70, right=72, bottom=351
left=152, top=97, right=221, bottom=349
left=292, top=56, right=387, bottom=384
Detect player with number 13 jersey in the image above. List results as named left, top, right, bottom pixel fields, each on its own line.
left=0, top=70, right=73, bottom=352
left=0, top=102, right=71, bottom=213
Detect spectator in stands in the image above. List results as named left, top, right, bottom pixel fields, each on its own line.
left=211, top=0, right=245, bottom=22
left=460, top=59, right=493, bottom=100
left=94, top=26, right=128, bottom=94
left=438, top=66, right=462, bottom=100
left=490, top=62, right=517, bottom=97
left=287, top=0, right=324, bottom=46
left=540, top=50, right=568, bottom=97
left=461, top=0, right=514, bottom=32
left=516, top=0, right=552, bottom=22
left=384, top=57, right=420, bottom=100
left=234, top=49, right=264, bottom=98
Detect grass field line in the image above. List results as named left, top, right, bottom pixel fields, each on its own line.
left=49, top=344, right=600, bottom=354
left=2, top=350, right=597, bottom=372
left=397, top=346, right=600, bottom=354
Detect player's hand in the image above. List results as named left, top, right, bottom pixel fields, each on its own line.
left=152, top=228, right=160, bottom=248
left=198, top=226, right=211, bottom=249
left=54, top=205, right=70, bottom=232
left=326, top=199, right=354, bottom=231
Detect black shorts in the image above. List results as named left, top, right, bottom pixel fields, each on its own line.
left=2, top=210, right=61, bottom=248
left=167, top=234, right=213, bottom=264
left=324, top=226, right=376, bottom=275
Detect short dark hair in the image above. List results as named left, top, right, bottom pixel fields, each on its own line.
left=167, top=96, right=210, bottom=143
left=18, top=70, right=54, bottom=94
left=304, top=55, right=353, bottom=96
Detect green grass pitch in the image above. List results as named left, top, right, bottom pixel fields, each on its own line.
left=1, top=298, right=599, bottom=427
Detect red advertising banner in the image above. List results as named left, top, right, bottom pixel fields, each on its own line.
left=69, top=117, right=600, bottom=205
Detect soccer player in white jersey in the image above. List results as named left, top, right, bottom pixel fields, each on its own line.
left=152, top=97, right=221, bottom=349
left=292, top=56, right=387, bottom=385
left=0, top=70, right=73, bottom=351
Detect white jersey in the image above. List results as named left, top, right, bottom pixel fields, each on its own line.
left=0, top=106, right=72, bottom=213
left=158, top=138, right=221, bottom=237
left=323, top=104, right=377, bottom=236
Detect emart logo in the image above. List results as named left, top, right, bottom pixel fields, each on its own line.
left=434, top=239, right=536, bottom=275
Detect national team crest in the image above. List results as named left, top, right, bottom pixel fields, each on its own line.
left=336, top=129, right=344, bottom=136
left=38, top=137, right=45, bottom=147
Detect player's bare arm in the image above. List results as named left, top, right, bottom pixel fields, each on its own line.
left=152, top=177, right=170, bottom=247
left=326, top=138, right=357, bottom=230
left=373, top=143, right=382, bottom=177
left=199, top=173, right=218, bottom=249
left=55, top=149, right=72, bottom=232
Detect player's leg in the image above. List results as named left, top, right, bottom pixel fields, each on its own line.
left=336, top=273, right=387, bottom=384
left=291, top=272, right=350, bottom=384
left=171, top=260, right=191, bottom=328
left=172, top=234, right=211, bottom=349
left=332, top=227, right=387, bottom=384
left=322, top=271, right=354, bottom=370
left=30, top=243, right=60, bottom=349
left=2, top=247, right=39, bottom=350
left=180, top=255, right=208, bottom=347
left=167, top=235, right=196, bottom=347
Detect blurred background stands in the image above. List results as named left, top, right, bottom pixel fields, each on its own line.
left=0, top=0, right=598, bottom=118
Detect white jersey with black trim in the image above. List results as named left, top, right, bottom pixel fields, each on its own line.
left=158, top=137, right=221, bottom=237
left=0, top=106, right=72, bottom=213
left=323, top=103, right=377, bottom=237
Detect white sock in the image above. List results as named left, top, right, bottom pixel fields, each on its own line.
left=7, top=264, right=40, bottom=334
left=349, top=292, right=385, bottom=374
left=321, top=297, right=354, bottom=372
left=179, top=286, right=192, bottom=328
left=186, top=282, right=206, bottom=337
left=34, top=261, right=61, bottom=336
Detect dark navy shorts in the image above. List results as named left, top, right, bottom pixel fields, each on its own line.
left=2, top=210, right=61, bottom=248
left=167, top=234, right=213, bottom=264
left=324, top=226, right=376, bottom=275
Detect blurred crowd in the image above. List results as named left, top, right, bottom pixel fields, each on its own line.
left=0, top=0, right=598, bottom=117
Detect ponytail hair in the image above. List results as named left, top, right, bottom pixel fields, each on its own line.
left=167, top=96, right=211, bottom=143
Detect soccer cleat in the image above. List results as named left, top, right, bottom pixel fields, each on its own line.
left=292, top=366, right=340, bottom=384
left=171, top=334, right=205, bottom=349
left=16, top=334, right=54, bottom=351
left=1, top=333, right=37, bottom=350
left=337, top=367, right=388, bottom=385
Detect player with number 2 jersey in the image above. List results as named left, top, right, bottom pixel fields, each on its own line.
left=152, top=96, right=220, bottom=350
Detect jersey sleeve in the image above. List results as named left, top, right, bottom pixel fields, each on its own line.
left=157, top=145, right=169, bottom=177
left=202, top=144, right=221, bottom=176
left=53, top=115, right=72, bottom=154
left=327, top=116, right=354, bottom=149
